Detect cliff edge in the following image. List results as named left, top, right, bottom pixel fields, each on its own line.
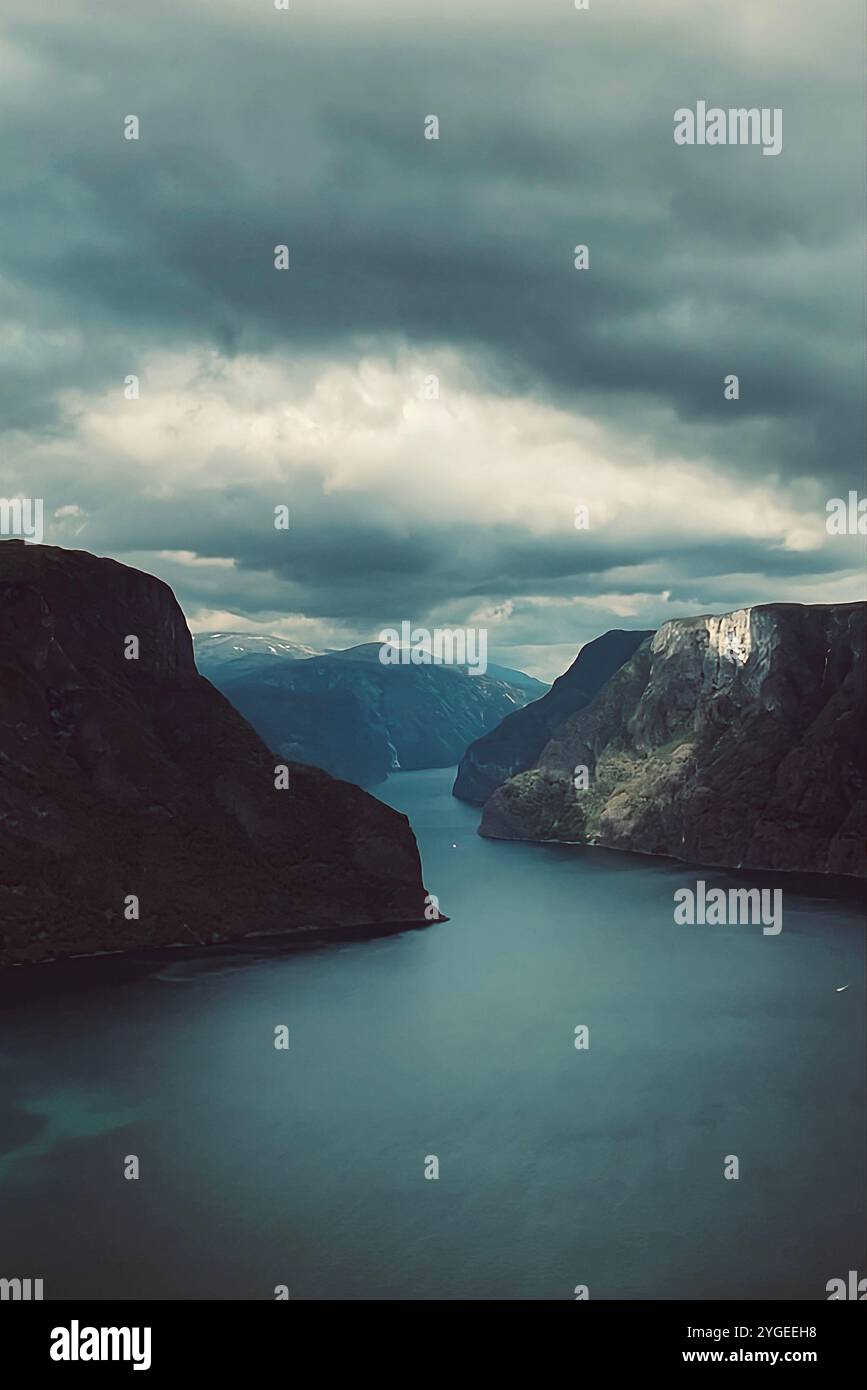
left=0, top=543, right=432, bottom=965
left=480, top=604, right=866, bottom=877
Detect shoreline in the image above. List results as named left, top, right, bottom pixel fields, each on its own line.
left=0, top=913, right=450, bottom=981
left=475, top=828, right=867, bottom=903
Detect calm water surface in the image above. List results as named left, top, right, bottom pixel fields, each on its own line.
left=0, top=767, right=864, bottom=1299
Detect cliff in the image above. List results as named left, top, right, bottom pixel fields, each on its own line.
left=0, top=543, right=432, bottom=966
left=480, top=604, right=866, bottom=877
left=453, top=629, right=652, bottom=805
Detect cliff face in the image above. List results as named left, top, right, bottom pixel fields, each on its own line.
left=480, top=603, right=866, bottom=877
left=210, top=683, right=395, bottom=787
left=0, top=543, right=432, bottom=966
left=213, top=644, right=542, bottom=787
left=452, top=629, right=652, bottom=805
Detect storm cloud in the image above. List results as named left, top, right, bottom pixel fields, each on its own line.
left=0, top=0, right=863, bottom=678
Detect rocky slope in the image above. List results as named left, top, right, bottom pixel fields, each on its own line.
left=453, top=629, right=652, bottom=804
left=211, top=642, right=546, bottom=787
left=0, top=543, right=433, bottom=966
left=480, top=604, right=866, bottom=877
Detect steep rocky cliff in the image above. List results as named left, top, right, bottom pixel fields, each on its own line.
left=0, top=543, right=433, bottom=966
left=453, top=629, right=652, bottom=805
left=480, top=604, right=866, bottom=877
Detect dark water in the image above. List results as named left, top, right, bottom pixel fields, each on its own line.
left=1, top=767, right=864, bottom=1300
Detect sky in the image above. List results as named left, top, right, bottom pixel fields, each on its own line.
left=1, top=0, right=864, bottom=681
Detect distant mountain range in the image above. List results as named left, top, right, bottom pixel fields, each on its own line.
left=195, top=634, right=548, bottom=787
left=193, top=631, right=325, bottom=675
left=479, top=604, right=866, bottom=877
left=0, top=544, right=433, bottom=966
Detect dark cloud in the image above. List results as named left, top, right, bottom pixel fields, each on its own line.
left=0, top=0, right=864, bottom=679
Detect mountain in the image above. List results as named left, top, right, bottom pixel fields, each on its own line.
left=480, top=603, right=867, bottom=877
left=317, top=642, right=546, bottom=695
left=453, top=629, right=652, bottom=804
left=0, top=543, right=433, bottom=966
left=206, top=640, right=546, bottom=787
left=206, top=683, right=391, bottom=788
left=483, top=663, right=549, bottom=695
left=193, top=631, right=323, bottom=672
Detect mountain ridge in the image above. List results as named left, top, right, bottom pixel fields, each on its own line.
left=207, top=640, right=545, bottom=787
left=453, top=628, right=653, bottom=805
left=480, top=602, right=866, bottom=877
